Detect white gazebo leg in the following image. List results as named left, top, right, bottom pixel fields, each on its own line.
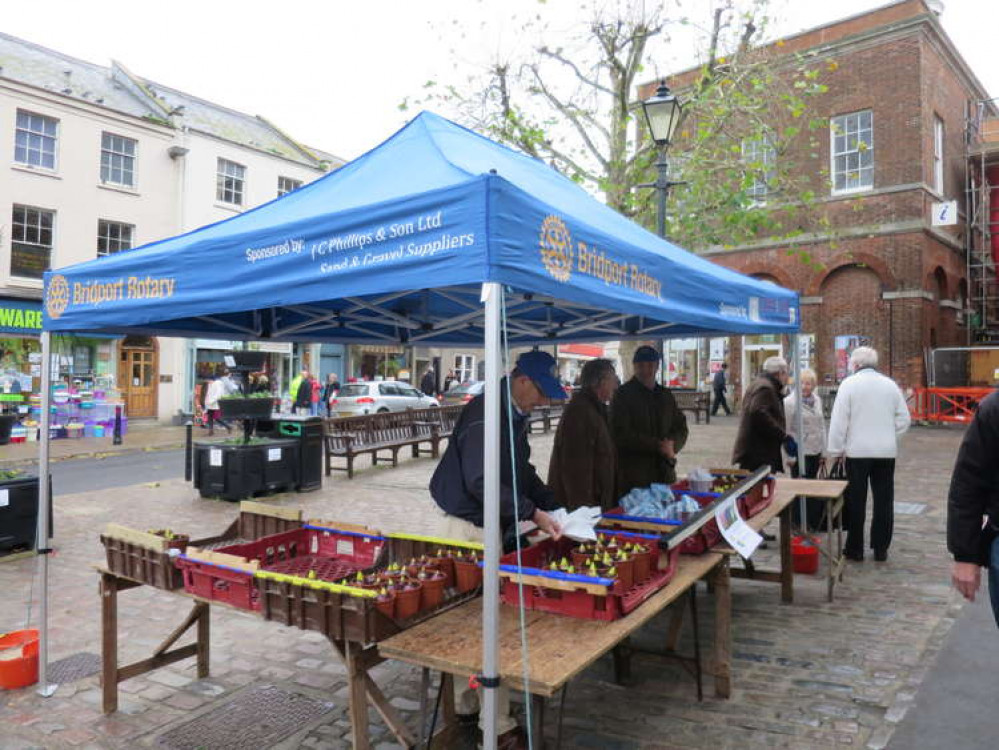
left=36, top=330, right=56, bottom=697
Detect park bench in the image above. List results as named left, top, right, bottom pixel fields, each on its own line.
left=323, top=404, right=463, bottom=479
left=673, top=389, right=711, bottom=424
left=528, top=403, right=564, bottom=433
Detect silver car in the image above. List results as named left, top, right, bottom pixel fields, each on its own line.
left=332, top=380, right=438, bottom=416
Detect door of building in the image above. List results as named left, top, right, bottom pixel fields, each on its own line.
left=118, top=336, right=158, bottom=418
left=741, top=336, right=782, bottom=394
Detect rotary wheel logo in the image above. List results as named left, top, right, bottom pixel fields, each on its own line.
left=539, top=215, right=573, bottom=283
left=46, top=275, right=70, bottom=320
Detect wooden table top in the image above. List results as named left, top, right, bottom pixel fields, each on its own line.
left=378, top=551, right=724, bottom=696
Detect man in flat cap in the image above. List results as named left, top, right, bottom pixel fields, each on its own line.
left=611, top=345, right=689, bottom=497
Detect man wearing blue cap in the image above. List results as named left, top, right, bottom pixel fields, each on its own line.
left=430, top=349, right=564, bottom=748
left=612, top=345, right=689, bottom=496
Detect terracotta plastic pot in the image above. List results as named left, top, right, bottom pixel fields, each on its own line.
left=454, top=557, right=483, bottom=593
left=375, top=591, right=395, bottom=619
left=631, top=547, right=652, bottom=583
left=394, top=582, right=423, bottom=619
left=613, top=556, right=635, bottom=591
left=429, top=555, right=455, bottom=588
left=570, top=550, right=594, bottom=570
left=419, top=574, right=447, bottom=610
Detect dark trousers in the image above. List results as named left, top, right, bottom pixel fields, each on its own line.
left=791, top=454, right=824, bottom=530
left=844, top=457, right=895, bottom=555
left=711, top=388, right=731, bottom=415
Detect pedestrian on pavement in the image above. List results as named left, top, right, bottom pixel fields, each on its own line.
left=827, top=346, right=911, bottom=562
left=309, top=375, right=321, bottom=416
left=784, top=368, right=827, bottom=529
left=322, top=373, right=341, bottom=417
left=548, top=358, right=619, bottom=512
left=203, top=371, right=232, bottom=436
left=429, top=350, right=564, bottom=748
left=612, top=345, right=689, bottom=495
left=292, top=369, right=312, bottom=415
left=420, top=367, right=436, bottom=397
left=948, top=390, right=999, bottom=621
left=733, top=356, right=791, bottom=473
left=711, top=363, right=732, bottom=416
left=443, top=369, right=457, bottom=393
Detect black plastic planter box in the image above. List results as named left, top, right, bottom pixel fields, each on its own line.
left=0, top=475, right=53, bottom=554
left=193, top=439, right=299, bottom=501
left=219, top=397, right=274, bottom=421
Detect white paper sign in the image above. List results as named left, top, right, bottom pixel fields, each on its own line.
left=209, top=448, right=222, bottom=467
left=0, top=489, right=8, bottom=508
left=714, top=496, right=762, bottom=558
left=267, top=448, right=281, bottom=462
left=336, top=538, right=354, bottom=556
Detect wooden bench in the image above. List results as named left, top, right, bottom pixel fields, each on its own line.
left=673, top=389, right=711, bottom=424
left=323, top=405, right=463, bottom=479
left=528, top=403, right=564, bottom=433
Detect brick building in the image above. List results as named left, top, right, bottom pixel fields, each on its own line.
left=650, top=0, right=994, bottom=391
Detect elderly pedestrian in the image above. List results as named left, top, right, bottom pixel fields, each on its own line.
left=948, top=390, right=999, bottom=622
left=420, top=367, right=436, bottom=397
left=784, top=368, right=827, bottom=529
left=430, top=350, right=564, bottom=748
left=612, top=345, right=689, bottom=496
left=733, top=356, right=791, bottom=473
left=548, top=358, right=619, bottom=512
left=827, top=346, right=911, bottom=562
left=711, top=363, right=731, bottom=416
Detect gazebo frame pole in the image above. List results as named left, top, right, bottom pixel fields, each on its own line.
left=481, top=281, right=501, bottom=750
left=791, top=334, right=806, bottom=525
left=36, top=331, right=56, bottom=696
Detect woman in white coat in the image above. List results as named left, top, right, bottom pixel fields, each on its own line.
left=784, top=368, right=826, bottom=529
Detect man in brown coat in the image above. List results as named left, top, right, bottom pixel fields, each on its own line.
left=612, top=345, right=689, bottom=496
left=732, top=356, right=790, bottom=472
left=548, top=358, right=620, bottom=511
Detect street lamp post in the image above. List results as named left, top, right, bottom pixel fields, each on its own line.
left=640, top=80, right=685, bottom=239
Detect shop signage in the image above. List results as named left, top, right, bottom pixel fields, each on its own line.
left=0, top=299, right=43, bottom=335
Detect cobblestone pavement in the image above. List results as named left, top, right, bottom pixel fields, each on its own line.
left=0, top=416, right=968, bottom=749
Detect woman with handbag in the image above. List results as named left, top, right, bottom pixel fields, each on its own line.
left=784, top=368, right=827, bottom=530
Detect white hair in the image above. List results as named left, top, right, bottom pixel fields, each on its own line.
left=763, top=356, right=788, bottom=374
left=849, top=346, right=878, bottom=371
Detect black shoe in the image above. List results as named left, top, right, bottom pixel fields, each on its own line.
left=874, top=549, right=888, bottom=562
left=844, top=549, right=864, bottom=562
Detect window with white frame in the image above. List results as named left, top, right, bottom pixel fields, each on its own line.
left=216, top=158, right=245, bottom=205
left=741, top=135, right=776, bottom=201
left=14, top=110, right=58, bottom=169
left=830, top=110, right=873, bottom=193
left=933, top=115, right=944, bottom=194
left=454, top=354, right=475, bottom=383
left=100, top=132, right=137, bottom=187
left=11, top=205, right=54, bottom=279
left=97, top=220, right=135, bottom=257
left=277, top=176, right=302, bottom=196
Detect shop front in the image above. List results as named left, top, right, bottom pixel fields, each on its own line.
left=190, top=340, right=293, bottom=417
left=351, top=345, right=408, bottom=382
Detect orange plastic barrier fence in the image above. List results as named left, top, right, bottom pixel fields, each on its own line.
left=909, top=387, right=994, bottom=423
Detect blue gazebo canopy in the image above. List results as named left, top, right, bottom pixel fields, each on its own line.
left=43, top=111, right=798, bottom=343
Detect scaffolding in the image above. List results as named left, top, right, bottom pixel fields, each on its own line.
left=964, top=97, right=999, bottom=345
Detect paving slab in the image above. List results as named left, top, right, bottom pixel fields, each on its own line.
left=0, top=419, right=972, bottom=749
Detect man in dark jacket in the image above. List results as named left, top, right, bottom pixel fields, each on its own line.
left=732, top=357, right=790, bottom=472
left=430, top=350, right=564, bottom=539
left=294, top=369, right=313, bottom=415
left=612, top=345, right=689, bottom=496
left=948, top=390, right=999, bottom=624
left=549, top=358, right=619, bottom=511
left=420, top=367, right=436, bottom=397
left=711, top=363, right=731, bottom=416
left=429, top=350, right=564, bottom=747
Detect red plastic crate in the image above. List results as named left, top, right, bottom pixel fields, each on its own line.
left=175, top=554, right=261, bottom=610
left=737, top=477, right=776, bottom=519
left=498, top=537, right=680, bottom=621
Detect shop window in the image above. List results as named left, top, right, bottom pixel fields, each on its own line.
left=14, top=110, right=58, bottom=169
left=278, top=176, right=302, bottom=196
left=454, top=354, right=475, bottom=382
left=933, top=115, right=944, bottom=194
left=216, top=158, right=245, bottom=205
left=11, top=204, right=54, bottom=279
left=100, top=132, right=137, bottom=187
left=97, top=220, right=135, bottom=257
left=830, top=110, right=873, bottom=193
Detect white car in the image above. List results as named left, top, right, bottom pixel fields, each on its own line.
left=331, top=381, right=438, bottom=416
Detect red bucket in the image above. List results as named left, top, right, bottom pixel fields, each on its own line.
left=0, top=629, right=39, bottom=690
left=791, top=536, right=819, bottom=575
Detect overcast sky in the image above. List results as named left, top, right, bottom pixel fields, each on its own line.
left=3, top=0, right=994, bottom=160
